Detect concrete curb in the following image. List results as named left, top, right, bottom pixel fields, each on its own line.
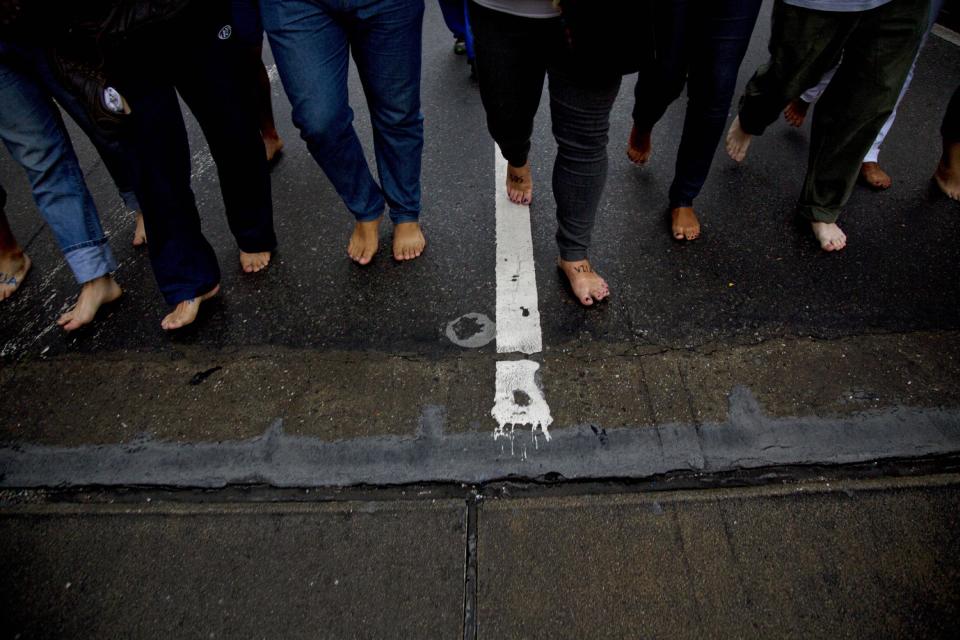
left=2, top=387, right=959, bottom=488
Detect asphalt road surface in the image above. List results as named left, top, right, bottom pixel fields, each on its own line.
left=2, top=3, right=960, bottom=637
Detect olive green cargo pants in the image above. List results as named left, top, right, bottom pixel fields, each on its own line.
left=738, top=0, right=930, bottom=223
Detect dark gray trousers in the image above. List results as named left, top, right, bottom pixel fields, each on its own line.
left=469, top=1, right=621, bottom=261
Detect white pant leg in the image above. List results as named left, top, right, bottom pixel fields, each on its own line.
left=863, top=0, right=942, bottom=163
left=863, top=63, right=914, bottom=163
left=801, top=63, right=838, bottom=104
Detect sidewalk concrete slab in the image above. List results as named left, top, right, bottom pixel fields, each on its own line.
left=478, top=477, right=960, bottom=639
left=4, top=333, right=960, bottom=488
left=0, top=500, right=466, bottom=640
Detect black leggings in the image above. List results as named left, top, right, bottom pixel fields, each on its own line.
left=468, top=1, right=622, bottom=261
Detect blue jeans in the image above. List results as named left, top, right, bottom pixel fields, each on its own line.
left=260, top=0, right=425, bottom=223
left=632, top=0, right=763, bottom=209
left=0, top=41, right=140, bottom=214
left=0, top=55, right=117, bottom=284
left=438, top=0, right=475, bottom=60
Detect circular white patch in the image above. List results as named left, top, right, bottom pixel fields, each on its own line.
left=218, top=25, right=232, bottom=40
left=445, top=313, right=495, bottom=348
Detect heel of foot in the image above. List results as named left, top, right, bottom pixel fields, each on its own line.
left=935, top=164, right=960, bottom=201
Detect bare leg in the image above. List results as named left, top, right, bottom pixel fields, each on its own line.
left=392, top=221, right=426, bottom=261
left=670, top=206, right=700, bottom=241
left=626, top=126, right=652, bottom=165
left=0, top=208, right=31, bottom=301
left=160, top=284, right=219, bottom=331
left=725, top=116, right=752, bottom=162
left=506, top=162, right=533, bottom=205
left=347, top=218, right=380, bottom=265
left=57, top=274, right=123, bottom=331
left=934, top=140, right=960, bottom=201
left=558, top=258, right=609, bottom=307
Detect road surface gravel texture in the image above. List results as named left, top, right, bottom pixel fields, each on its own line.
left=1, top=1, right=959, bottom=637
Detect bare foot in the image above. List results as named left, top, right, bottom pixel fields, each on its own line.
left=240, top=250, right=271, bottom=273
left=783, top=98, right=810, bottom=128
left=810, top=221, right=847, bottom=252
left=671, top=207, right=700, bottom=241
left=558, top=258, right=609, bottom=307
left=725, top=116, right=752, bottom=162
left=264, top=134, right=284, bottom=163
left=507, top=163, right=533, bottom=205
left=860, top=162, right=892, bottom=190
left=348, top=218, right=380, bottom=265
left=132, top=211, right=147, bottom=246
left=57, top=274, right=123, bottom=332
left=0, top=250, right=31, bottom=301
left=160, top=284, right=220, bottom=331
left=627, top=126, right=652, bottom=165
left=393, top=222, right=426, bottom=261
left=934, top=140, right=960, bottom=202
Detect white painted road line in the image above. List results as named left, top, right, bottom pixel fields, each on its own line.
left=494, top=145, right=543, bottom=355
left=266, top=63, right=280, bottom=83
left=491, top=361, right=553, bottom=445
left=491, top=146, right=553, bottom=448
left=933, top=23, right=960, bottom=47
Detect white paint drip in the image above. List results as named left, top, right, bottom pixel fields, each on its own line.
left=494, top=145, right=542, bottom=355
left=491, top=360, right=553, bottom=444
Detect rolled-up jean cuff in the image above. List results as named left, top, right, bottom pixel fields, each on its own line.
left=797, top=203, right=840, bottom=224
left=354, top=209, right=384, bottom=223
left=389, top=211, right=420, bottom=224
left=64, top=240, right=118, bottom=284
left=120, top=189, right=141, bottom=213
